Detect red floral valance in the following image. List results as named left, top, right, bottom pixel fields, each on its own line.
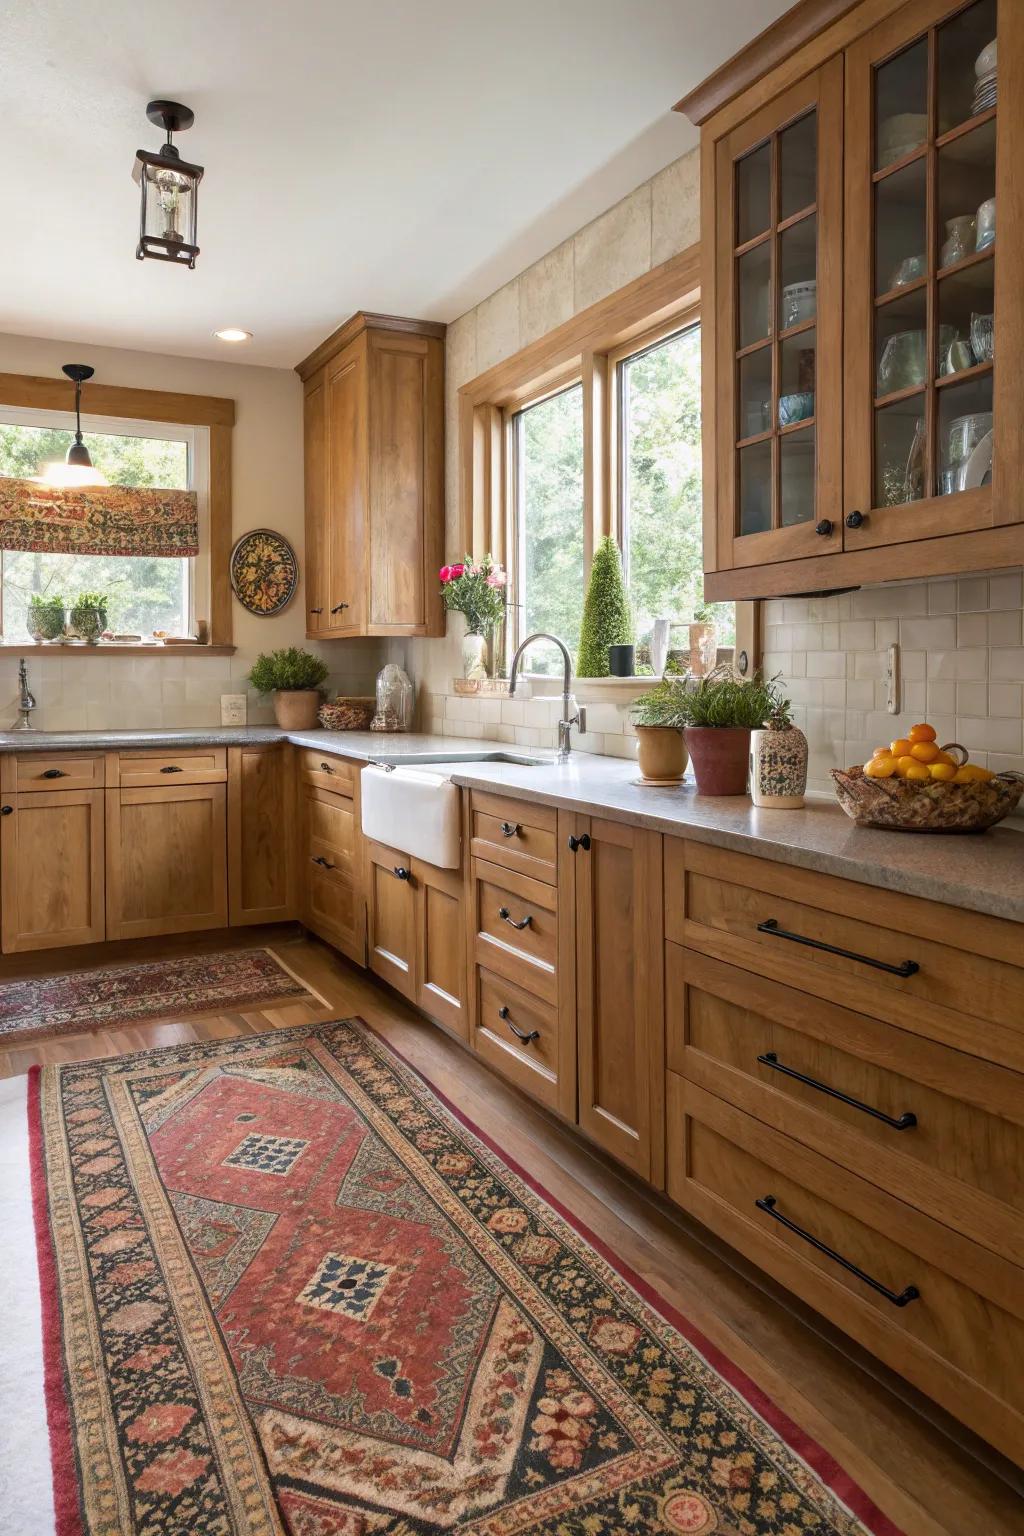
left=0, top=477, right=199, bottom=558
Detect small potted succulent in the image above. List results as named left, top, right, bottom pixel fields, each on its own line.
left=679, top=667, right=781, bottom=796
left=27, top=592, right=67, bottom=643
left=439, top=555, right=507, bottom=683
left=70, top=591, right=109, bottom=644
left=750, top=693, right=808, bottom=808
left=629, top=677, right=689, bottom=784
left=248, top=647, right=329, bottom=729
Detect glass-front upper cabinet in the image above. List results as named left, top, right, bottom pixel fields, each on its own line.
left=844, top=0, right=1018, bottom=551
left=712, top=60, right=843, bottom=574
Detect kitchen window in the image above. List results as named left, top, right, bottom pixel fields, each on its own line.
left=0, top=406, right=208, bottom=643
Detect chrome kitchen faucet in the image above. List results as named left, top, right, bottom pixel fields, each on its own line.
left=508, top=633, right=585, bottom=765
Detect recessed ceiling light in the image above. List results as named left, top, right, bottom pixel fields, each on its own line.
left=214, top=328, right=252, bottom=343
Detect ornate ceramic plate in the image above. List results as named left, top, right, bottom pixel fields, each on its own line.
left=229, top=528, right=298, bottom=615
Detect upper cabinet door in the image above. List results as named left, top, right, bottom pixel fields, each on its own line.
left=326, top=337, right=368, bottom=634
left=711, top=59, right=843, bottom=575
left=303, top=370, right=327, bottom=638
left=844, top=0, right=1021, bottom=552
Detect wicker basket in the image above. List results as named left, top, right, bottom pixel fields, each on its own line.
left=832, top=744, right=1024, bottom=833
left=318, top=696, right=375, bottom=732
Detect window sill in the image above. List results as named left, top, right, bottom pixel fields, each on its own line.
left=2, top=643, right=236, bottom=656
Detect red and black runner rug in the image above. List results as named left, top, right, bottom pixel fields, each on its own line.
left=29, top=1019, right=904, bottom=1535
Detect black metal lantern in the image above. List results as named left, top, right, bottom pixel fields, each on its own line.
left=132, top=100, right=203, bottom=268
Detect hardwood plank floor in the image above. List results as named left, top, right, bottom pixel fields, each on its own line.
left=2, top=929, right=1021, bottom=1535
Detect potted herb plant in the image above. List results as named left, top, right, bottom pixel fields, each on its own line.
left=439, top=556, right=507, bottom=682
left=629, top=677, right=689, bottom=784
left=679, top=667, right=780, bottom=796
left=27, top=593, right=66, bottom=643
left=248, top=647, right=329, bottom=729
left=70, top=591, right=109, bottom=645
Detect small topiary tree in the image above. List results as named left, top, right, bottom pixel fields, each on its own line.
left=577, top=536, right=633, bottom=677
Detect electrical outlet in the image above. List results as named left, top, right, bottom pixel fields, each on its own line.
left=221, top=693, right=247, bottom=726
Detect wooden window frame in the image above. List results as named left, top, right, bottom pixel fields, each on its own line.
left=0, top=371, right=236, bottom=653
left=458, top=246, right=759, bottom=677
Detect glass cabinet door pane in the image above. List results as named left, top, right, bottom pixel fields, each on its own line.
left=875, top=288, right=927, bottom=398
left=778, top=215, right=817, bottom=330
left=937, top=0, right=997, bottom=134
left=736, top=142, right=771, bottom=245
left=737, top=242, right=772, bottom=348
left=938, top=374, right=993, bottom=496
left=739, top=440, right=772, bottom=534
left=875, top=38, right=928, bottom=170
left=780, top=427, right=815, bottom=526
left=738, top=347, right=772, bottom=440
left=938, top=257, right=994, bottom=375
left=780, top=330, right=816, bottom=428
left=875, top=400, right=926, bottom=507
left=875, top=158, right=927, bottom=295
left=779, top=112, right=817, bottom=221
left=937, top=117, right=995, bottom=270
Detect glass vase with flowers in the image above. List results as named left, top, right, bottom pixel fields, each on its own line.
left=439, top=556, right=507, bottom=682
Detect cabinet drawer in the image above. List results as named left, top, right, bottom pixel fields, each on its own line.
left=5, top=753, right=105, bottom=792
left=474, top=966, right=562, bottom=1111
left=304, top=785, right=357, bottom=871
left=307, top=861, right=363, bottom=962
left=472, top=857, right=557, bottom=1005
left=665, top=839, right=1024, bottom=1068
left=667, top=945, right=1024, bottom=1267
left=114, top=749, right=226, bottom=787
left=469, top=791, right=557, bottom=884
left=298, top=750, right=355, bottom=795
left=666, top=1075, right=1024, bottom=1466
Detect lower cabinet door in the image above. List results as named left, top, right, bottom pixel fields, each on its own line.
left=414, top=857, right=466, bottom=1038
left=570, top=815, right=665, bottom=1183
left=227, top=744, right=295, bottom=925
left=106, top=784, right=227, bottom=940
left=1, top=789, right=105, bottom=951
left=367, top=840, right=416, bottom=999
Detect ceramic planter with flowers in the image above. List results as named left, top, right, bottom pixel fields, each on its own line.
left=679, top=668, right=783, bottom=796
left=248, top=647, right=329, bottom=729
left=439, top=556, right=507, bottom=682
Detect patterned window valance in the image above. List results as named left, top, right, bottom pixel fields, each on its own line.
left=0, top=477, right=199, bottom=558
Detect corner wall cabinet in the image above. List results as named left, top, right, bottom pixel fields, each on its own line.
left=298, top=312, right=446, bottom=638
left=689, top=0, right=1023, bottom=598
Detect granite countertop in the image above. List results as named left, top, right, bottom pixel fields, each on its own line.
left=0, top=727, right=1020, bottom=922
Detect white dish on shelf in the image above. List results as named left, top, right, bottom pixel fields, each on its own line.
left=962, top=429, right=993, bottom=491
left=975, top=38, right=997, bottom=78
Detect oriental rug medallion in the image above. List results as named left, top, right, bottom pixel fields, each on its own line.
left=30, top=1020, right=903, bottom=1536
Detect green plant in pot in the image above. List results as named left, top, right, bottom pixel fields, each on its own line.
left=70, top=591, right=109, bottom=644
left=248, top=647, right=329, bottom=729
left=578, top=536, right=633, bottom=677
left=679, top=667, right=781, bottom=796
left=28, top=593, right=66, bottom=643
left=629, top=677, right=689, bottom=784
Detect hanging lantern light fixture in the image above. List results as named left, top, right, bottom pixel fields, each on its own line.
left=40, top=365, right=107, bottom=487
left=132, top=100, right=203, bottom=268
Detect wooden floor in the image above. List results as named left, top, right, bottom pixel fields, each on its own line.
left=2, top=928, right=1021, bottom=1536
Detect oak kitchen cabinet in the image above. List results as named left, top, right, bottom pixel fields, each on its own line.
left=300, top=748, right=366, bottom=967
left=367, top=835, right=467, bottom=1038
left=0, top=788, right=105, bottom=952
left=298, top=312, right=445, bottom=639
left=228, top=743, right=295, bottom=926
left=685, top=0, right=1024, bottom=598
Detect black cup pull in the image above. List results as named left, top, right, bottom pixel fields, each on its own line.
left=160, top=764, right=184, bottom=774
left=498, top=905, right=532, bottom=931
left=41, top=768, right=67, bottom=780
left=393, top=866, right=410, bottom=881
left=499, top=821, right=521, bottom=839
left=497, top=1004, right=540, bottom=1044
left=310, top=855, right=335, bottom=870
left=757, top=1052, right=917, bottom=1130
left=845, top=510, right=865, bottom=528
left=757, top=917, right=919, bottom=978
left=567, top=833, right=591, bottom=853
left=756, top=1196, right=920, bottom=1307
left=815, top=518, right=833, bottom=537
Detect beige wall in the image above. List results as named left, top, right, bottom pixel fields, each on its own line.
left=0, top=332, right=381, bottom=729
left=388, top=147, right=701, bottom=756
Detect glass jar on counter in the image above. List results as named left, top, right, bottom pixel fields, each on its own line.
left=370, top=663, right=414, bottom=732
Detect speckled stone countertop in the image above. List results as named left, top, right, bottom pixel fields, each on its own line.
left=0, top=727, right=1020, bottom=921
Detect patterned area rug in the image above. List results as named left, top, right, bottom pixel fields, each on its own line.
left=30, top=1020, right=904, bottom=1536
left=0, top=948, right=314, bottom=1043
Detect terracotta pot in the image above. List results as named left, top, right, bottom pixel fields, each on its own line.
left=684, top=726, right=751, bottom=795
left=273, top=690, right=321, bottom=729
left=634, top=725, right=688, bottom=784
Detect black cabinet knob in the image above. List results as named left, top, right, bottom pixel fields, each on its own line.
left=815, top=519, right=833, bottom=537
left=393, top=866, right=410, bottom=881
left=310, top=607, right=323, bottom=615
left=567, top=833, right=591, bottom=852
left=0, top=805, right=12, bottom=816
left=499, top=821, right=520, bottom=838
left=845, top=510, right=865, bottom=528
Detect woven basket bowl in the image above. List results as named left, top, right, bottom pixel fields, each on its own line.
left=318, top=696, right=375, bottom=731
left=832, top=749, right=1024, bottom=834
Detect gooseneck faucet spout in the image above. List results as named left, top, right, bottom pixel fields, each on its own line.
left=508, top=632, right=585, bottom=764
left=14, top=658, right=37, bottom=732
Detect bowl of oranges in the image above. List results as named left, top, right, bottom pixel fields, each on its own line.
left=832, top=723, right=1024, bottom=832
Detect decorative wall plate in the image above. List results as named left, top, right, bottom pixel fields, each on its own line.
left=229, top=528, right=298, bottom=615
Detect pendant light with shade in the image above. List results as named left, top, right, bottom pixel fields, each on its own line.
left=132, top=100, right=203, bottom=268
left=40, top=365, right=107, bottom=487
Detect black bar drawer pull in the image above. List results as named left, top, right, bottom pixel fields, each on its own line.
left=757, top=1052, right=917, bottom=1130
left=310, top=855, right=335, bottom=870
left=41, top=768, right=67, bottom=779
left=755, top=1195, right=920, bottom=1307
left=498, top=905, right=532, bottom=931
left=757, top=917, right=919, bottom=977
left=500, top=821, right=521, bottom=838
left=497, top=1004, right=539, bottom=1044
left=160, top=764, right=184, bottom=774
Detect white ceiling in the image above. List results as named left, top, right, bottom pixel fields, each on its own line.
left=0, top=0, right=789, bottom=368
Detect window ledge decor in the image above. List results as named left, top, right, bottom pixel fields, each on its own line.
left=0, top=476, right=199, bottom=558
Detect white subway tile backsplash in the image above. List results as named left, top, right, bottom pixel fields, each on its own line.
left=927, top=580, right=957, bottom=614
left=988, top=682, right=1022, bottom=718
left=989, top=572, right=1023, bottom=610
left=899, top=615, right=957, bottom=650
left=990, top=648, right=1024, bottom=680
left=839, top=621, right=875, bottom=650
left=957, top=576, right=989, bottom=612
left=853, top=583, right=927, bottom=618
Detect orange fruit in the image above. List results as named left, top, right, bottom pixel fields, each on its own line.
left=909, top=740, right=940, bottom=763
left=890, top=738, right=913, bottom=758
left=864, top=756, right=897, bottom=778
left=871, top=746, right=893, bottom=759
left=955, top=764, right=994, bottom=783
left=902, top=763, right=932, bottom=781
left=933, top=749, right=956, bottom=767
left=907, top=723, right=937, bottom=744
left=929, top=762, right=957, bottom=781
left=894, top=755, right=918, bottom=777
